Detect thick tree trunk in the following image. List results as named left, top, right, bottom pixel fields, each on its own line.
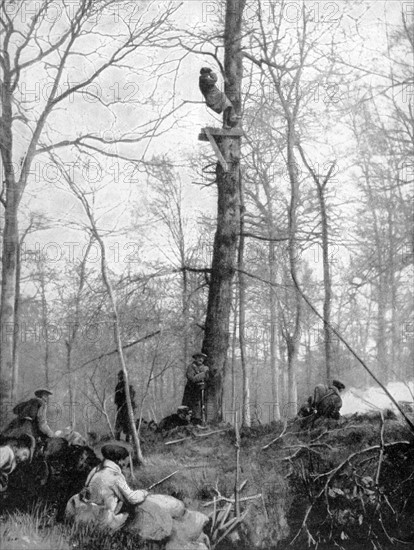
left=0, top=200, right=19, bottom=396
left=202, top=0, right=245, bottom=423
left=0, top=52, right=17, bottom=394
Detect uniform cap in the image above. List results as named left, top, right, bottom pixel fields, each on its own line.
left=332, top=380, right=345, bottom=391
left=93, top=439, right=132, bottom=461
left=192, top=352, right=207, bottom=359
left=34, top=388, right=53, bottom=397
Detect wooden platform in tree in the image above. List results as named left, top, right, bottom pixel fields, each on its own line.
left=198, top=126, right=244, bottom=142
left=198, top=126, right=243, bottom=172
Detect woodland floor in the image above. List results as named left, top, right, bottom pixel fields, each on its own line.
left=1, top=413, right=413, bottom=550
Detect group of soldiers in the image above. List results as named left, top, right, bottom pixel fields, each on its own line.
left=114, top=352, right=210, bottom=441
left=114, top=351, right=347, bottom=440
left=0, top=388, right=54, bottom=490
left=1, top=346, right=346, bottom=492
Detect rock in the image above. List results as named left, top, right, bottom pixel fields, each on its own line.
left=165, top=509, right=210, bottom=550
left=146, top=494, right=186, bottom=518
left=126, top=499, right=173, bottom=540
left=165, top=537, right=209, bottom=550
left=125, top=495, right=209, bottom=549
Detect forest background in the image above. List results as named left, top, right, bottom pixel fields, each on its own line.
left=0, top=0, right=412, bottom=436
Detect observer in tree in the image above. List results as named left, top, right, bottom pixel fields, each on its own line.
left=199, top=67, right=239, bottom=128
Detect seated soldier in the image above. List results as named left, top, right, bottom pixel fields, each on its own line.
left=2, top=388, right=55, bottom=445
left=298, top=380, right=346, bottom=421
left=0, top=434, right=35, bottom=492
left=65, top=442, right=148, bottom=530
left=314, top=380, right=346, bottom=419
left=158, top=406, right=192, bottom=433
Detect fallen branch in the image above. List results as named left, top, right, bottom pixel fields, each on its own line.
left=203, top=493, right=262, bottom=507
left=262, top=420, right=288, bottom=450
left=312, top=441, right=411, bottom=481
left=284, top=442, right=335, bottom=451
left=164, top=428, right=231, bottom=445
left=279, top=446, right=325, bottom=461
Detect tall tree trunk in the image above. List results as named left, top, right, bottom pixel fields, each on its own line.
left=362, top=164, right=388, bottom=381
left=97, top=236, right=144, bottom=463
left=316, top=181, right=333, bottom=382
left=238, top=171, right=250, bottom=427
left=286, top=121, right=300, bottom=417
left=230, top=294, right=238, bottom=420
left=0, top=52, right=19, bottom=394
left=0, top=200, right=19, bottom=396
left=11, top=241, right=20, bottom=402
left=202, top=0, right=246, bottom=422
left=297, top=148, right=335, bottom=384
left=65, top=344, right=75, bottom=427
left=39, top=269, right=50, bottom=390
left=269, top=241, right=281, bottom=421
left=182, top=267, right=189, bottom=363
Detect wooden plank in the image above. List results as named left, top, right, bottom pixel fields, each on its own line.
left=198, top=126, right=243, bottom=141
left=204, top=128, right=228, bottom=172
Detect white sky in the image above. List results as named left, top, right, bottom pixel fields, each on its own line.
left=7, top=0, right=410, bottom=290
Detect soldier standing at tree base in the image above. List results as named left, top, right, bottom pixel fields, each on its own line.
left=182, top=353, right=209, bottom=422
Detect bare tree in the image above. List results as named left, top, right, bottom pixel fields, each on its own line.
left=298, top=146, right=336, bottom=381
left=201, top=0, right=246, bottom=423
left=63, top=171, right=145, bottom=463
left=0, top=0, right=180, bottom=393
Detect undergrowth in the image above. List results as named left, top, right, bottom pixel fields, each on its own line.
left=1, top=416, right=413, bottom=550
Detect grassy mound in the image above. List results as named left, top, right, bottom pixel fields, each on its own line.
left=1, top=415, right=413, bottom=550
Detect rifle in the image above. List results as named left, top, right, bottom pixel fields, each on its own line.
left=200, top=383, right=206, bottom=425
left=146, top=470, right=179, bottom=491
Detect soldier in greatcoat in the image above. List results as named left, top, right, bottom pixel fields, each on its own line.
left=114, top=371, right=136, bottom=443
left=182, top=353, right=209, bottom=421
left=199, top=67, right=239, bottom=128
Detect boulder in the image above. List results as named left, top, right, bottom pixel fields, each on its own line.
left=125, top=494, right=209, bottom=549
left=165, top=509, right=210, bottom=550
left=126, top=498, right=173, bottom=540
left=146, top=494, right=186, bottom=518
